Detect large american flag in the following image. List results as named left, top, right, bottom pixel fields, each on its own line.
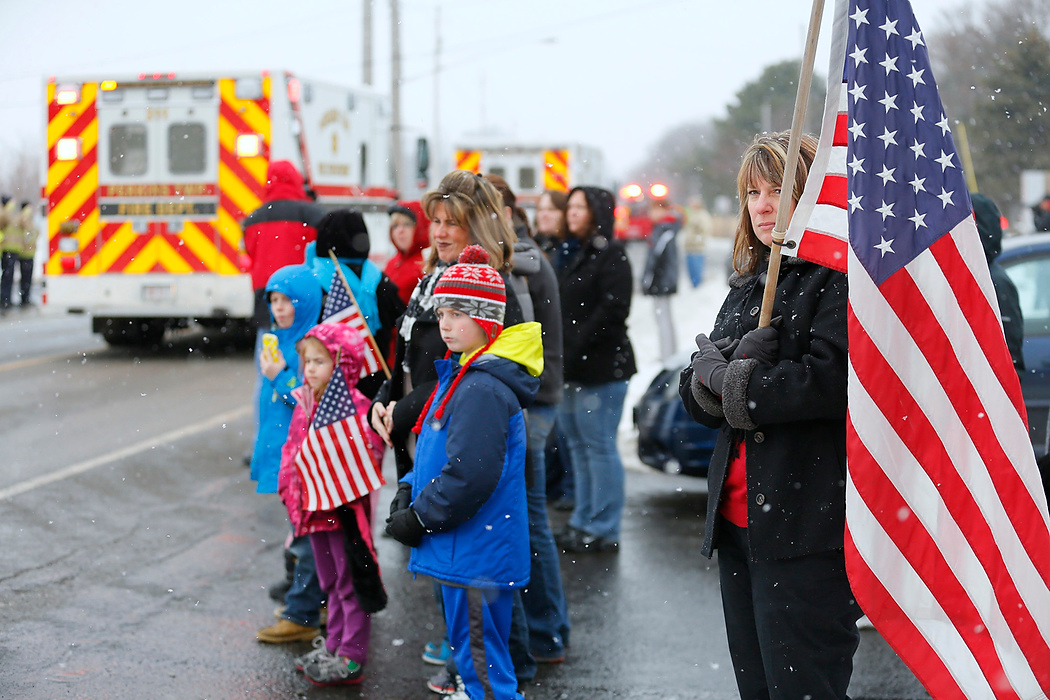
left=789, top=0, right=1050, bottom=696
left=294, top=363, right=384, bottom=512
left=322, top=276, right=384, bottom=376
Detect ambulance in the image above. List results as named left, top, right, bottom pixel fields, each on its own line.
left=44, top=71, right=396, bottom=345
left=451, top=143, right=603, bottom=207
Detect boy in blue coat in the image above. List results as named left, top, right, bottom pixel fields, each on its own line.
left=386, top=246, right=542, bottom=700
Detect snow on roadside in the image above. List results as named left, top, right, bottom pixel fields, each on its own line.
left=618, top=236, right=732, bottom=472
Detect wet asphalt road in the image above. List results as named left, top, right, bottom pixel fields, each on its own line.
left=0, top=309, right=929, bottom=699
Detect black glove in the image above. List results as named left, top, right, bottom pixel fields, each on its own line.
left=389, top=482, right=412, bottom=518
left=712, top=336, right=740, bottom=361
left=691, top=334, right=729, bottom=396
left=385, top=507, right=426, bottom=547
left=731, top=325, right=779, bottom=364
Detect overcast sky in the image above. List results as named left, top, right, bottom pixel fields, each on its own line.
left=1, top=0, right=969, bottom=180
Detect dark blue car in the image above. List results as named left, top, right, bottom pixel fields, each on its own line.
left=999, top=232, right=1050, bottom=473
left=633, top=351, right=719, bottom=477
left=634, top=235, right=1050, bottom=485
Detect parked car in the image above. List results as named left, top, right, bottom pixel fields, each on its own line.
left=998, top=233, right=1050, bottom=480
left=634, top=234, right=1050, bottom=488
left=633, top=350, right=719, bottom=477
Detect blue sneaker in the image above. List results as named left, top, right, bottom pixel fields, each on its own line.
left=422, top=639, right=452, bottom=665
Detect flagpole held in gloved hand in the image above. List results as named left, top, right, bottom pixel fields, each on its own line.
left=759, top=0, right=826, bottom=329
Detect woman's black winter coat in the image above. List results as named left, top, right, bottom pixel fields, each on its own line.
left=679, top=256, right=849, bottom=561
left=557, top=233, right=637, bottom=386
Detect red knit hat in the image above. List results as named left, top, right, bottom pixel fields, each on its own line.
left=431, top=245, right=506, bottom=340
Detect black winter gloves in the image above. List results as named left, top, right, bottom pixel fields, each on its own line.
left=389, top=482, right=412, bottom=517
left=731, top=325, right=780, bottom=364
left=692, top=334, right=729, bottom=396
left=386, top=507, right=426, bottom=547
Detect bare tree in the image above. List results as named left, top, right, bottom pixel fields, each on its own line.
left=0, top=142, right=41, bottom=205
left=929, top=0, right=1050, bottom=218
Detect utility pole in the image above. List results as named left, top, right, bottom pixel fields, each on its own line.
left=433, top=6, right=441, bottom=177
left=363, top=0, right=373, bottom=86
left=391, top=0, right=403, bottom=194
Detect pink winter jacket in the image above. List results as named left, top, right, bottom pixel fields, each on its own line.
left=277, top=324, right=384, bottom=537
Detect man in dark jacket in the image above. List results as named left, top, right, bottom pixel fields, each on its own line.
left=242, top=161, right=324, bottom=328
left=972, top=192, right=1024, bottom=376
left=642, top=198, right=681, bottom=361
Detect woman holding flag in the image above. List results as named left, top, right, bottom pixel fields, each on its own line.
left=679, top=131, right=860, bottom=699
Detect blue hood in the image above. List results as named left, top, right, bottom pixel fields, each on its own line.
left=264, top=264, right=323, bottom=345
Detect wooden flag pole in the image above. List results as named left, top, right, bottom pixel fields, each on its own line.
left=759, top=0, right=826, bottom=328
left=329, top=251, right=392, bottom=379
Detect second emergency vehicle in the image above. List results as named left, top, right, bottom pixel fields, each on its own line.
left=452, top=143, right=603, bottom=206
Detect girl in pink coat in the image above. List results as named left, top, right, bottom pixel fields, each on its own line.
left=278, top=323, right=386, bottom=687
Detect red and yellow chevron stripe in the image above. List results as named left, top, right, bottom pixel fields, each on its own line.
left=46, top=82, right=99, bottom=275
left=46, top=76, right=272, bottom=277
left=455, top=150, right=481, bottom=174
left=218, top=76, right=270, bottom=270
left=543, top=149, right=569, bottom=192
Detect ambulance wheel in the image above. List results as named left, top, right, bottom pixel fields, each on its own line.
left=98, top=318, right=165, bottom=346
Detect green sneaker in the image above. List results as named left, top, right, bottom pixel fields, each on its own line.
left=303, top=653, right=363, bottom=687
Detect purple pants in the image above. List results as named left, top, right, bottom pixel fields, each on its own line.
left=310, top=497, right=374, bottom=664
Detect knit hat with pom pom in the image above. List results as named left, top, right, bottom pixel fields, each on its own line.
left=431, top=245, right=506, bottom=340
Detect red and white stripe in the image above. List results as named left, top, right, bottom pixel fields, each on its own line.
left=783, top=9, right=850, bottom=273
left=295, top=415, right=384, bottom=512
left=845, top=218, right=1050, bottom=698
left=326, top=302, right=383, bottom=376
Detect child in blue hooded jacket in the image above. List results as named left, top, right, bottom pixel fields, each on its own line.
left=386, top=246, right=542, bottom=700
left=250, top=264, right=323, bottom=492
left=250, top=264, right=330, bottom=645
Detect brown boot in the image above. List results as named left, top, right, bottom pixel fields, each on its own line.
left=257, top=619, right=319, bottom=643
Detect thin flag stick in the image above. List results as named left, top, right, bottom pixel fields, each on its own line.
left=759, top=0, right=826, bottom=328
left=954, top=121, right=979, bottom=193
left=328, top=250, right=392, bottom=379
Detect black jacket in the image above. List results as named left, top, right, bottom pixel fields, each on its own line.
left=642, top=219, right=680, bottom=296
left=558, top=188, right=636, bottom=385
left=511, top=229, right=564, bottom=405
left=679, top=256, right=849, bottom=561
left=972, top=193, right=1025, bottom=372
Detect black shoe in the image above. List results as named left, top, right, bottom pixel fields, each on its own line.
left=561, top=531, right=619, bottom=553
left=268, top=579, right=292, bottom=602
left=553, top=525, right=582, bottom=549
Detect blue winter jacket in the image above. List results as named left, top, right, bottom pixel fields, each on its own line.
left=406, top=323, right=543, bottom=589
left=249, top=264, right=323, bottom=493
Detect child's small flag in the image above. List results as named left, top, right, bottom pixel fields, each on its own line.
left=295, top=364, right=384, bottom=511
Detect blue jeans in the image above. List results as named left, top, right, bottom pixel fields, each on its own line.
left=559, top=381, right=628, bottom=541
left=686, top=252, right=706, bottom=287
left=282, top=532, right=325, bottom=627
left=520, top=404, right=570, bottom=658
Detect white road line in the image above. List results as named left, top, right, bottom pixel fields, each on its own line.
left=0, top=351, right=92, bottom=374
left=0, top=406, right=252, bottom=501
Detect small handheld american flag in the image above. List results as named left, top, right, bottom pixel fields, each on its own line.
left=321, top=275, right=385, bottom=377
left=294, top=363, right=384, bottom=512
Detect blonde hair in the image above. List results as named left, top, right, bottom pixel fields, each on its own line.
left=421, top=170, right=516, bottom=273
left=733, top=131, right=818, bottom=276
left=298, top=336, right=333, bottom=402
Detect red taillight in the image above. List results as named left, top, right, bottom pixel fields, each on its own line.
left=60, top=255, right=79, bottom=272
